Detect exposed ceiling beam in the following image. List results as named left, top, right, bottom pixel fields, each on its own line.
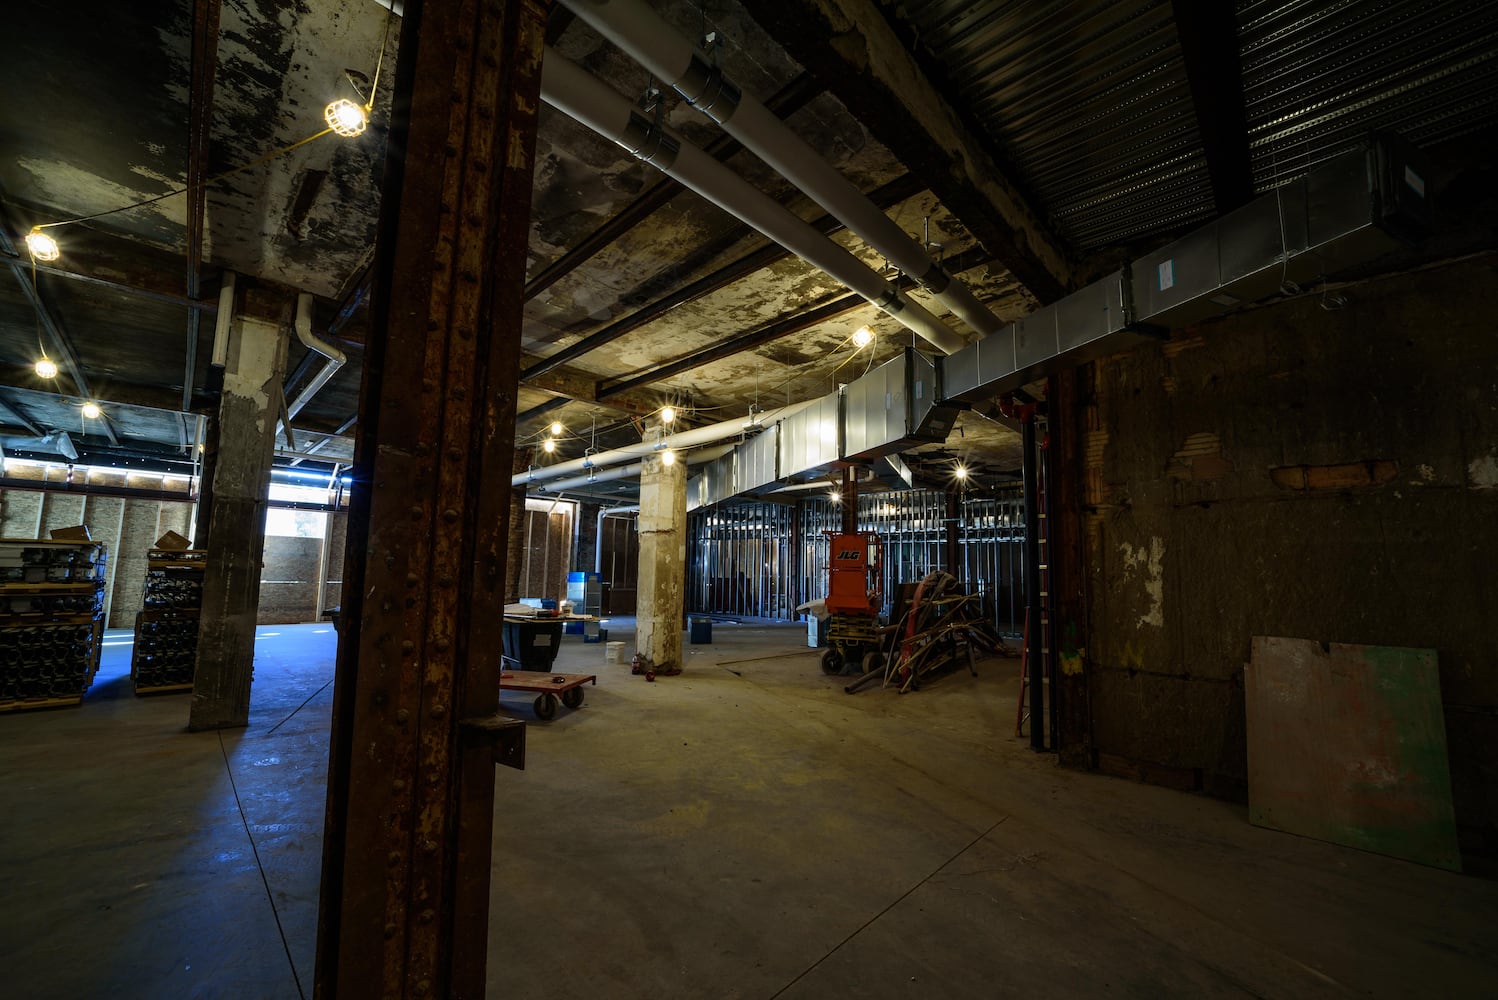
left=1171, top=0, right=1255, bottom=213
left=0, top=365, right=184, bottom=413
left=522, top=355, right=661, bottom=415
left=0, top=229, right=119, bottom=446
left=525, top=70, right=824, bottom=302
left=598, top=245, right=994, bottom=399
left=0, top=393, right=43, bottom=436
left=185, top=0, right=222, bottom=414
left=521, top=172, right=926, bottom=381
left=744, top=0, right=1073, bottom=303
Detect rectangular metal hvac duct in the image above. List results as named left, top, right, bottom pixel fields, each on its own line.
left=938, top=270, right=1131, bottom=403
left=737, top=424, right=779, bottom=494
left=909, top=349, right=960, bottom=443
left=941, top=328, right=1017, bottom=404
left=843, top=351, right=909, bottom=460
left=1135, top=135, right=1431, bottom=329
left=778, top=392, right=842, bottom=481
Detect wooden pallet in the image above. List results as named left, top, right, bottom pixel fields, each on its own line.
left=0, top=694, right=84, bottom=714
left=133, top=681, right=194, bottom=695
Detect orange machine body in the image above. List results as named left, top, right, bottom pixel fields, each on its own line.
left=824, top=532, right=883, bottom=616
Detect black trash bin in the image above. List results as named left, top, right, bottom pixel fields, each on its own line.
left=689, top=617, right=712, bottom=644
left=502, top=618, right=564, bottom=671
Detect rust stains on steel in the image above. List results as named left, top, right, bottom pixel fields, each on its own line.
left=316, top=1, right=550, bottom=998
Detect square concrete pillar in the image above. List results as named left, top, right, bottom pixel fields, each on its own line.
left=636, top=452, right=687, bottom=672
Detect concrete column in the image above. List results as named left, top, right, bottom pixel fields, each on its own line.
left=636, top=452, right=686, bottom=672
left=189, top=303, right=289, bottom=731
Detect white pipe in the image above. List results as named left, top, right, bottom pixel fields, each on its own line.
left=541, top=49, right=964, bottom=355
left=514, top=399, right=816, bottom=486
left=210, top=271, right=235, bottom=367
left=535, top=443, right=733, bottom=494
left=288, top=292, right=348, bottom=420
left=595, top=505, right=639, bottom=574
left=560, top=0, right=1007, bottom=338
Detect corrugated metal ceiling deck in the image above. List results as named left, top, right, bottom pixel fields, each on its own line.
left=1240, top=0, right=1498, bottom=186
left=901, top=0, right=1214, bottom=251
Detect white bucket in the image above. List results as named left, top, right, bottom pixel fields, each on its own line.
left=605, top=641, right=625, bottom=664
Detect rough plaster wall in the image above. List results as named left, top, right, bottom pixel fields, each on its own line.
left=323, top=510, right=348, bottom=616
left=1086, top=255, right=1498, bottom=845
left=0, top=489, right=44, bottom=536
left=0, top=487, right=195, bottom=626
left=258, top=535, right=323, bottom=625
left=110, top=499, right=168, bottom=627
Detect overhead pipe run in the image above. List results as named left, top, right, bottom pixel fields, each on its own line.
left=541, top=49, right=965, bottom=355
left=559, top=0, right=1008, bottom=338
left=287, top=293, right=348, bottom=420
left=533, top=443, right=733, bottom=494
left=513, top=398, right=816, bottom=487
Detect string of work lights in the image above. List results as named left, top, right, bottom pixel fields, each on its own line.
left=18, top=11, right=393, bottom=432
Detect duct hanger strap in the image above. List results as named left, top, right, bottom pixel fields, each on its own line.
left=917, top=264, right=951, bottom=296
left=623, top=111, right=681, bottom=170
left=875, top=287, right=906, bottom=313
left=678, top=53, right=742, bottom=124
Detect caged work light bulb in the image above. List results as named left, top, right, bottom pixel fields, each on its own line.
left=25, top=228, right=60, bottom=262
left=549, top=420, right=564, bottom=436
left=660, top=449, right=675, bottom=466
left=34, top=357, right=58, bottom=379
left=955, top=466, right=968, bottom=480
left=660, top=406, right=676, bottom=425
left=542, top=438, right=556, bottom=454
left=81, top=401, right=102, bottom=420
left=851, top=326, right=873, bottom=349
left=324, top=99, right=369, bottom=137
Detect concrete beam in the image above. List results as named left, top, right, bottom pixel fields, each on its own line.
left=746, top=0, right=1074, bottom=303
left=521, top=354, right=657, bottom=415
left=1171, top=0, right=1254, bottom=214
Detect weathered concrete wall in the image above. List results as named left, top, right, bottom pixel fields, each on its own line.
left=323, top=510, right=347, bottom=617
left=1084, top=254, right=1498, bottom=849
left=258, top=535, right=323, bottom=624
left=0, top=484, right=194, bottom=626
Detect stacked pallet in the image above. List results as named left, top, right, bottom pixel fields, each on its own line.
left=0, top=539, right=108, bottom=712
left=130, top=548, right=206, bottom=695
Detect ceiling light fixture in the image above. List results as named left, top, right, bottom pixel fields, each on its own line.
left=324, top=98, right=369, bottom=137
left=25, top=228, right=60, bottom=262
left=660, top=406, right=676, bottom=425
left=34, top=357, right=58, bottom=379
left=955, top=466, right=968, bottom=480
left=550, top=420, right=564, bottom=436
left=542, top=438, right=556, bottom=453
left=660, top=449, right=675, bottom=466
left=852, top=326, right=873, bottom=349
left=81, top=401, right=102, bottom=420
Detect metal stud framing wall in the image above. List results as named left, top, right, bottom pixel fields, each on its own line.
left=688, top=501, right=798, bottom=620
left=687, top=488, right=1026, bottom=632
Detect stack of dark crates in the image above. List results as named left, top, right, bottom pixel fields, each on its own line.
left=130, top=548, right=206, bottom=695
left=0, top=538, right=109, bottom=712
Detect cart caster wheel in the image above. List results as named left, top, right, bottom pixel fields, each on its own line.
left=821, top=649, right=842, bottom=676
left=534, top=694, right=557, bottom=720
left=645, top=670, right=655, bottom=682
left=562, top=687, right=584, bottom=709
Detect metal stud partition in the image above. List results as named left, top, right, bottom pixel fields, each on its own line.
left=687, top=487, right=1026, bottom=633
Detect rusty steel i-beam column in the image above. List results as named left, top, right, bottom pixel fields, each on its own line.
left=314, top=1, right=549, bottom=997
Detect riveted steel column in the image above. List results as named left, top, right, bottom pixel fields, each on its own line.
left=314, top=1, right=549, bottom=997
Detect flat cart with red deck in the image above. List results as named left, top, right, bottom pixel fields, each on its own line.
left=499, top=670, right=596, bottom=720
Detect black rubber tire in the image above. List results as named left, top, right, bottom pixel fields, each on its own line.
left=534, top=694, right=557, bottom=720
left=562, top=687, right=584, bottom=709
left=863, top=650, right=884, bottom=676
left=820, top=649, right=842, bottom=675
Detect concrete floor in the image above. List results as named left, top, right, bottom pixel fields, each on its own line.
left=2, top=621, right=1496, bottom=999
